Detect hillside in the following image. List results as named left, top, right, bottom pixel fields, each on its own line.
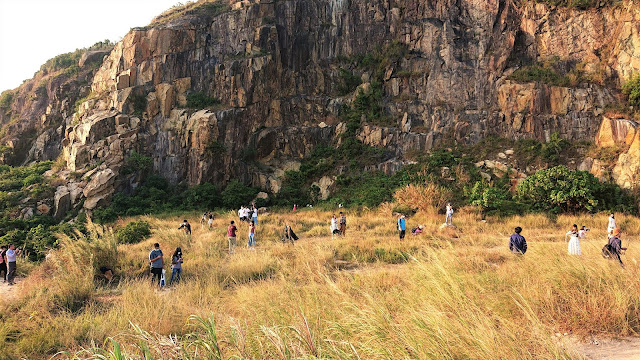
left=0, top=0, right=640, bottom=218
left=1, top=208, right=639, bottom=358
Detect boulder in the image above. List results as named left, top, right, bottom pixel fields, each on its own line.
left=83, top=169, right=117, bottom=210
left=54, top=186, right=72, bottom=220
left=37, top=203, right=51, bottom=215
left=255, top=192, right=269, bottom=200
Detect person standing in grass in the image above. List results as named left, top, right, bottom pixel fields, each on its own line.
left=178, top=219, right=192, bottom=236
left=608, top=213, right=616, bottom=236
left=252, top=206, right=258, bottom=225
left=397, top=214, right=406, bottom=240
left=227, top=221, right=238, bottom=254
left=149, top=243, right=164, bottom=286
left=566, top=224, right=582, bottom=256
left=445, top=203, right=454, bottom=225
left=578, top=226, right=588, bottom=240
left=339, top=212, right=347, bottom=237
left=170, top=247, right=183, bottom=285
left=508, top=227, right=527, bottom=255
left=330, top=214, right=339, bottom=239
left=248, top=221, right=256, bottom=249
left=208, top=213, right=214, bottom=229
left=0, top=245, right=7, bottom=283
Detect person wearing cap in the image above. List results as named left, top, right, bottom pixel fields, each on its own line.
left=397, top=214, right=406, bottom=240
left=509, top=227, right=527, bottom=254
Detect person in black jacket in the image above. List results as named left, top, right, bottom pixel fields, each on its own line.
left=509, top=226, right=527, bottom=254
left=606, top=228, right=627, bottom=267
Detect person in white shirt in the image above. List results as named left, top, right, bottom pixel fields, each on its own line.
left=445, top=203, right=454, bottom=225
left=578, top=226, right=588, bottom=240
left=330, top=214, right=339, bottom=239
left=607, top=213, right=616, bottom=237
left=6, top=244, right=21, bottom=285
left=238, top=207, right=244, bottom=221
left=252, top=207, right=258, bottom=225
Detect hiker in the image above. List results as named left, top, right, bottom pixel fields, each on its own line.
left=178, top=219, right=192, bottom=235
left=339, top=212, right=347, bottom=237
left=578, top=226, right=588, bottom=240
left=252, top=206, right=258, bottom=225
left=293, top=204, right=297, bottom=212
left=6, top=244, right=21, bottom=285
left=411, top=225, right=424, bottom=236
left=508, top=227, right=527, bottom=254
left=282, top=223, right=298, bottom=245
left=149, top=243, right=164, bottom=286
left=208, top=213, right=214, bottom=228
left=330, top=214, right=339, bottom=239
left=238, top=207, right=244, bottom=221
left=604, top=228, right=626, bottom=267
left=445, top=203, right=454, bottom=225
left=170, top=247, right=183, bottom=285
left=566, top=224, right=582, bottom=256
left=608, top=213, right=616, bottom=236
left=227, top=221, right=238, bottom=254
left=248, top=221, right=256, bottom=249
left=397, top=214, right=406, bottom=240
left=201, top=212, right=208, bottom=228
left=0, top=245, right=6, bottom=283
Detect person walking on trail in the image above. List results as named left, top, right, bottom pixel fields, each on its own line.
left=604, top=228, right=627, bottom=268
left=330, top=214, right=339, bottom=239
left=178, top=219, right=192, bottom=236
left=248, top=221, right=256, bottom=249
left=227, top=221, right=238, bottom=254
left=397, top=215, right=406, bottom=240
left=149, top=243, right=164, bottom=286
left=566, top=224, right=582, bottom=256
left=0, top=245, right=7, bottom=283
left=170, top=247, right=183, bottom=285
left=608, top=213, right=616, bottom=236
left=339, top=212, right=347, bottom=237
left=252, top=206, right=258, bottom=225
left=445, top=203, right=454, bottom=225
left=509, top=227, right=527, bottom=255
left=6, top=244, right=21, bottom=285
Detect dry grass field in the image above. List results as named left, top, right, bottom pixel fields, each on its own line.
left=1, top=206, right=639, bottom=359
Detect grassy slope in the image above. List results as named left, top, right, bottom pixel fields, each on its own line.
left=1, top=208, right=639, bottom=359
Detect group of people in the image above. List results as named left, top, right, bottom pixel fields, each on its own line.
left=200, top=212, right=215, bottom=228
left=330, top=212, right=347, bottom=238
left=148, top=243, right=183, bottom=286
left=0, top=244, right=20, bottom=285
left=508, top=213, right=629, bottom=267
left=238, top=205, right=258, bottom=225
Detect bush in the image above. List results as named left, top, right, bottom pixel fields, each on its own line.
left=336, top=68, right=362, bottom=96
left=517, top=165, right=636, bottom=213
left=509, top=65, right=569, bottom=86
left=130, top=94, right=147, bottom=116
left=121, top=151, right=153, bottom=175
left=393, top=182, right=453, bottom=213
left=116, top=220, right=152, bottom=244
left=622, top=73, right=640, bottom=107
left=186, top=92, right=220, bottom=108
left=221, top=180, right=259, bottom=208
left=0, top=90, right=14, bottom=110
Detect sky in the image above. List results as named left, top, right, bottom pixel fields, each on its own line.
left=0, top=0, right=182, bottom=92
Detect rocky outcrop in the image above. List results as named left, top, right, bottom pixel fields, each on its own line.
left=3, top=0, right=640, bottom=212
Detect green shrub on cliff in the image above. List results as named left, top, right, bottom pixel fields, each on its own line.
left=622, top=73, right=640, bottom=107
left=186, top=92, right=220, bottom=108
left=535, top=0, right=619, bottom=9
left=0, top=90, right=14, bottom=110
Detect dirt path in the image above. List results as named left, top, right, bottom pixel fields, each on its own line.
left=0, top=278, right=21, bottom=303
left=573, top=337, right=640, bottom=359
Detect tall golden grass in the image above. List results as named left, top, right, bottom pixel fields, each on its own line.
left=0, top=208, right=639, bottom=359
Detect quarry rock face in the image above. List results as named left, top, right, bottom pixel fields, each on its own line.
left=2, top=0, right=640, bottom=211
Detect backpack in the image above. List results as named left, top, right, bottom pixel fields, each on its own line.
left=602, top=243, right=613, bottom=258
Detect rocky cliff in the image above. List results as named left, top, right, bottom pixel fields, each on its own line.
left=3, top=0, right=640, bottom=212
